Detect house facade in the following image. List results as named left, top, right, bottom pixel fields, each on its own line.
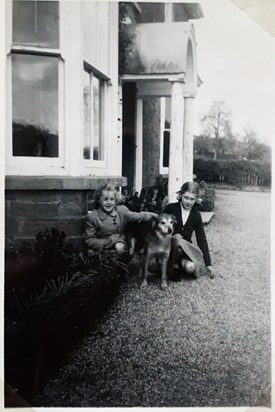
left=4, top=1, right=203, bottom=247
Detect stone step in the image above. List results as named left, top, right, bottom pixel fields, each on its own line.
left=200, top=211, right=215, bottom=225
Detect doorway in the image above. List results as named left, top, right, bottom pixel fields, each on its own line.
left=122, top=82, right=137, bottom=193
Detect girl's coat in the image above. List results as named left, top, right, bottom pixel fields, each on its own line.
left=84, top=205, right=154, bottom=252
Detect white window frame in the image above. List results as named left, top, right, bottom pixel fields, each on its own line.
left=83, top=62, right=110, bottom=170
left=159, top=97, right=170, bottom=175
left=5, top=0, right=66, bottom=175
left=5, top=1, right=117, bottom=177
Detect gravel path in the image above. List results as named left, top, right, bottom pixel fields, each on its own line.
left=33, top=189, right=271, bottom=407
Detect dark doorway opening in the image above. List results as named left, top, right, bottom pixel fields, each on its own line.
left=122, top=82, right=137, bottom=193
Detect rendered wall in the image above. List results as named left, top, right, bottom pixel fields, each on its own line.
left=120, top=21, right=191, bottom=74
left=82, top=2, right=111, bottom=78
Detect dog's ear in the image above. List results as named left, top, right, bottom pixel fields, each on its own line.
left=172, top=214, right=177, bottom=225
left=151, top=214, right=159, bottom=230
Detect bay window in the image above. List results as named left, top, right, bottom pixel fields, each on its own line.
left=83, top=65, right=107, bottom=166
left=6, top=0, right=117, bottom=176
left=12, top=54, right=59, bottom=157
left=10, top=1, right=62, bottom=161
left=12, top=0, right=59, bottom=48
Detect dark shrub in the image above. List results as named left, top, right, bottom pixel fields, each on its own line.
left=123, top=174, right=215, bottom=212
left=5, top=229, right=126, bottom=403
left=123, top=175, right=168, bottom=214
left=197, top=183, right=215, bottom=212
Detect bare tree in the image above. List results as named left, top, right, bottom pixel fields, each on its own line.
left=240, top=126, right=271, bottom=162
left=200, top=100, right=233, bottom=160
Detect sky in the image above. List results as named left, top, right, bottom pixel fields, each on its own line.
left=193, top=0, right=275, bottom=145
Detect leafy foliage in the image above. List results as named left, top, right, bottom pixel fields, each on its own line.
left=124, top=175, right=168, bottom=214
left=5, top=228, right=126, bottom=402
left=196, top=182, right=216, bottom=212
left=194, top=158, right=271, bottom=186
left=119, top=3, right=132, bottom=73
left=123, top=175, right=215, bottom=212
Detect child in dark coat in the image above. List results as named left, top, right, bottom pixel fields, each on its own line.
left=163, top=181, right=214, bottom=279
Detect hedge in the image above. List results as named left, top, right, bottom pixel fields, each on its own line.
left=194, top=159, right=271, bottom=187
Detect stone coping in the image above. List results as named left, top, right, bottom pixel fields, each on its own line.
left=201, top=211, right=214, bottom=225
left=5, top=175, right=128, bottom=191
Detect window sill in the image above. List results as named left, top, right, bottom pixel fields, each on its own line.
left=5, top=175, right=127, bottom=190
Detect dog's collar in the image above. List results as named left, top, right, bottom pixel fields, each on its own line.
left=98, top=207, right=117, bottom=220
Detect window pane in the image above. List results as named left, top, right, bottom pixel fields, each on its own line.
left=83, top=71, right=91, bottom=159
left=165, top=97, right=171, bottom=128
left=163, top=131, right=170, bottom=167
left=12, top=54, right=59, bottom=157
left=93, top=77, right=103, bottom=161
left=13, top=0, right=59, bottom=48
left=137, top=3, right=165, bottom=23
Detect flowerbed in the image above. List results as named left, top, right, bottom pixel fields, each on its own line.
left=5, top=228, right=126, bottom=404
left=123, top=175, right=215, bottom=212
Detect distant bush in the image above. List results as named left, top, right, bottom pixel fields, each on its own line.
left=194, top=159, right=271, bottom=187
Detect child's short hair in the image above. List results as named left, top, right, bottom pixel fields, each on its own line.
left=94, top=183, right=120, bottom=208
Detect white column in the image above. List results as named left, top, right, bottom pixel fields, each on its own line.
left=168, top=81, right=184, bottom=202
left=134, top=98, right=143, bottom=193
left=182, top=96, right=194, bottom=182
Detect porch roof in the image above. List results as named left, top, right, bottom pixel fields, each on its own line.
left=120, top=73, right=202, bottom=97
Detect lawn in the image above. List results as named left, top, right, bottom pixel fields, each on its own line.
left=33, top=189, right=271, bottom=407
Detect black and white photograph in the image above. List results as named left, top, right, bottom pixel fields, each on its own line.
left=2, top=0, right=274, bottom=409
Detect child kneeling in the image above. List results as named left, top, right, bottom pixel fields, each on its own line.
left=84, top=184, right=156, bottom=255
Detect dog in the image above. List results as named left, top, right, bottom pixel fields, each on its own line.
left=139, top=213, right=175, bottom=290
